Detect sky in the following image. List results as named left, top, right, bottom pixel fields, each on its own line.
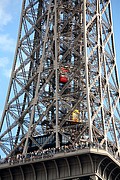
left=0, top=0, right=119, bottom=119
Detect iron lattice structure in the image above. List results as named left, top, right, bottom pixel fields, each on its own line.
left=0, top=0, right=120, bottom=157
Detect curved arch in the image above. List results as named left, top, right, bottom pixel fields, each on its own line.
left=115, top=172, right=120, bottom=180
left=31, top=164, right=36, bottom=180
left=42, top=162, right=47, bottom=180
left=65, top=158, right=70, bottom=176
left=97, top=157, right=108, bottom=174
left=9, top=168, right=13, bottom=180
left=53, top=160, right=59, bottom=178
left=76, top=156, right=82, bottom=174
left=103, top=161, right=112, bottom=178
left=108, top=166, right=118, bottom=180
left=88, top=154, right=94, bottom=173
left=20, top=166, right=25, bottom=180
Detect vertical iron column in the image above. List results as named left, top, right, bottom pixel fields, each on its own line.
left=83, top=0, right=93, bottom=142
left=54, top=0, right=59, bottom=148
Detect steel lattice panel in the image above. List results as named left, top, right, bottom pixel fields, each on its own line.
left=0, top=0, right=119, bottom=160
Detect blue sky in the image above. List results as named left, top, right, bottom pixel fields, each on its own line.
left=111, top=0, right=120, bottom=79
left=0, top=0, right=119, bottom=119
left=0, top=0, right=22, bottom=118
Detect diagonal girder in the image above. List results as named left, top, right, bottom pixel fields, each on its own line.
left=0, top=0, right=119, bottom=158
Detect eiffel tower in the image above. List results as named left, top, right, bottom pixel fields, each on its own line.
left=0, top=0, right=120, bottom=179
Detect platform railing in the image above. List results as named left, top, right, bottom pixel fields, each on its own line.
left=0, top=142, right=119, bottom=166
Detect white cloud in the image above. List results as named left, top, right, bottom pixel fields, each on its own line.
left=0, top=34, right=15, bottom=52
left=0, top=56, right=12, bottom=78
left=3, top=68, right=12, bottom=78
left=0, top=57, right=9, bottom=68
left=0, top=109, right=3, bottom=119
left=0, top=0, right=12, bottom=29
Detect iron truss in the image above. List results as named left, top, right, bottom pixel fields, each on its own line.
left=0, top=0, right=120, bottom=157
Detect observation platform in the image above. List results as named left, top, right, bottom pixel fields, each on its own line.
left=0, top=145, right=120, bottom=180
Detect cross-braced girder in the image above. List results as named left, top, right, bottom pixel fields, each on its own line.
left=0, top=0, right=119, bottom=158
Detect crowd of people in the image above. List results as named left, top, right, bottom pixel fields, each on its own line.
left=0, top=141, right=119, bottom=166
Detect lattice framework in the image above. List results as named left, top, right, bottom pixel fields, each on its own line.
left=0, top=0, right=119, bottom=157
